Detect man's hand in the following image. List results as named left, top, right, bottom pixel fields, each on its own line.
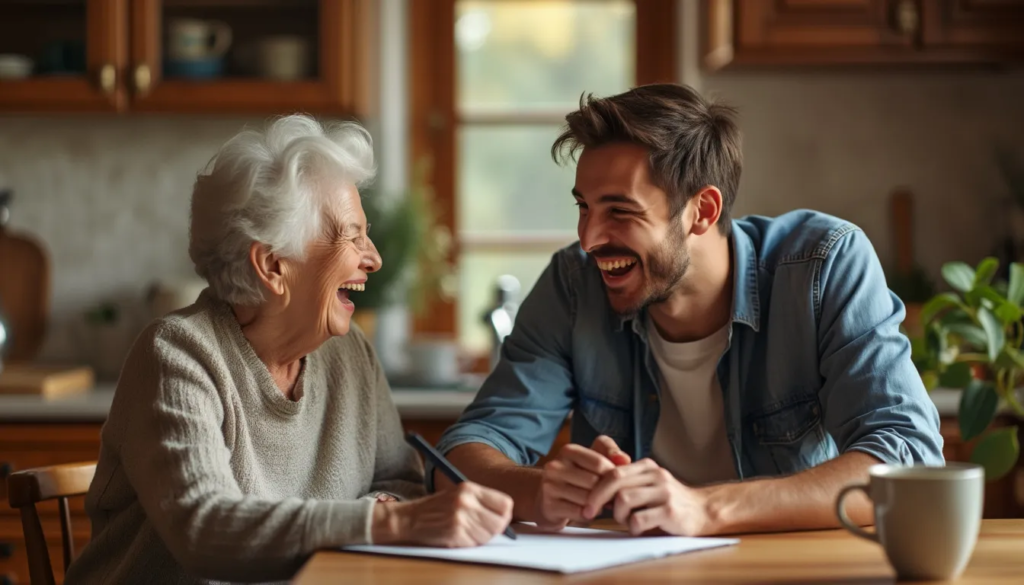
left=584, top=458, right=714, bottom=536
left=535, top=436, right=631, bottom=531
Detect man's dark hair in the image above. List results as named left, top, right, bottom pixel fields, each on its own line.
left=551, top=83, right=742, bottom=235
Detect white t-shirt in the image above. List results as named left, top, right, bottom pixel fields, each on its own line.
left=648, top=317, right=738, bottom=486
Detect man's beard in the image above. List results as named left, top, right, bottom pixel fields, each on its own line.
left=607, top=220, right=690, bottom=316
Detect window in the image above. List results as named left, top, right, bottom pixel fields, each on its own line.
left=411, top=0, right=676, bottom=361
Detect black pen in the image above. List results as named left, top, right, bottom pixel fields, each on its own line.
left=405, top=432, right=517, bottom=540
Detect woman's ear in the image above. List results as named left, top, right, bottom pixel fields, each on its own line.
left=689, top=186, right=723, bottom=236
left=249, top=242, right=287, bottom=297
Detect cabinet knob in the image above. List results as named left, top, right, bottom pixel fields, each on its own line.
left=99, top=63, right=116, bottom=94
left=134, top=64, right=152, bottom=96
left=894, top=0, right=920, bottom=36
left=0, top=542, right=11, bottom=559
left=0, top=462, right=11, bottom=479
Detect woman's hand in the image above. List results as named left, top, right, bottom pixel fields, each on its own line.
left=371, top=482, right=513, bottom=547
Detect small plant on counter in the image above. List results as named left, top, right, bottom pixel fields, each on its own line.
left=357, top=161, right=456, bottom=314
left=912, top=257, right=1022, bottom=481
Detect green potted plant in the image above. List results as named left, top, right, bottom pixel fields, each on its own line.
left=912, top=257, right=1023, bottom=481
left=354, top=163, right=456, bottom=338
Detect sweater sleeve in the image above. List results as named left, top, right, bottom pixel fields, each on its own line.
left=358, top=331, right=426, bottom=501
left=118, top=326, right=376, bottom=583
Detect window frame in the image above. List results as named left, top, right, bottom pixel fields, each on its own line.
left=409, top=0, right=677, bottom=351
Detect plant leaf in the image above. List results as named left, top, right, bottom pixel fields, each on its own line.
left=959, top=381, right=999, bottom=442
left=939, top=362, right=973, bottom=388
left=946, top=322, right=988, bottom=349
left=942, top=262, right=976, bottom=293
left=1009, top=263, right=1024, bottom=306
left=974, top=257, right=999, bottom=286
left=997, top=346, right=1024, bottom=370
left=920, top=293, right=963, bottom=325
left=970, top=426, right=1020, bottom=482
left=995, top=301, right=1023, bottom=325
left=965, top=285, right=1004, bottom=311
left=978, top=307, right=1005, bottom=362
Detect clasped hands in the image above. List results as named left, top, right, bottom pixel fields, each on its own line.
left=535, top=436, right=714, bottom=536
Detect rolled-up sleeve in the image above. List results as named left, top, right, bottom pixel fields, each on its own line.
left=428, top=251, right=578, bottom=491
left=816, top=228, right=945, bottom=466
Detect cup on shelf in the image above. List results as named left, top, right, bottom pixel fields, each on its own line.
left=255, top=36, right=310, bottom=81
left=165, top=18, right=232, bottom=79
left=0, top=54, right=33, bottom=80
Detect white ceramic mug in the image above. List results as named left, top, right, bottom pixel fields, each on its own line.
left=835, top=463, right=984, bottom=580
left=167, top=19, right=232, bottom=61
left=256, top=36, right=310, bottom=80
left=406, top=337, right=461, bottom=387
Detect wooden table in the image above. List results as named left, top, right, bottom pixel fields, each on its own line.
left=294, top=519, right=1024, bottom=584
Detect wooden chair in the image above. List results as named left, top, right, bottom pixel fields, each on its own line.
left=6, top=462, right=96, bottom=585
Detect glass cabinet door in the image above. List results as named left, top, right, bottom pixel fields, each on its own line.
left=0, top=0, right=126, bottom=112
left=129, top=0, right=371, bottom=115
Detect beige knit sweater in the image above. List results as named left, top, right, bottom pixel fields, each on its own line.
left=64, top=290, right=425, bottom=584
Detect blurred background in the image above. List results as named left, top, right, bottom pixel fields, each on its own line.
left=3, top=4, right=1024, bottom=572
left=1, top=0, right=1023, bottom=383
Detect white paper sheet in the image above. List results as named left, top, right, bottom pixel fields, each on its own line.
left=342, top=525, right=739, bottom=574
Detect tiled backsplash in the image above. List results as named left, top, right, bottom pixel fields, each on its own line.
left=1, top=71, right=1023, bottom=370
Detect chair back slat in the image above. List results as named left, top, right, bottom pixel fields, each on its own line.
left=6, top=462, right=96, bottom=585
left=59, top=496, right=75, bottom=571
left=19, top=503, right=57, bottom=585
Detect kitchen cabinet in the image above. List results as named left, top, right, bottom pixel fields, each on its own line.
left=0, top=0, right=375, bottom=116
left=0, top=0, right=126, bottom=112
left=0, top=424, right=100, bottom=585
left=704, top=0, right=1024, bottom=69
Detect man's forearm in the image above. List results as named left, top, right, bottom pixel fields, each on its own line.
left=703, top=451, right=880, bottom=535
left=440, top=443, right=544, bottom=522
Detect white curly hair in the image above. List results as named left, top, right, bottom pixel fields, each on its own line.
left=188, top=114, right=376, bottom=305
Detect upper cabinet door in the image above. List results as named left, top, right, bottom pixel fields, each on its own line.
left=0, top=0, right=127, bottom=112
left=706, top=0, right=919, bottom=68
left=705, top=0, right=1024, bottom=68
left=127, top=0, right=375, bottom=116
left=922, top=0, right=1024, bottom=55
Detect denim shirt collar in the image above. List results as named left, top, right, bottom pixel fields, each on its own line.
left=618, top=220, right=761, bottom=335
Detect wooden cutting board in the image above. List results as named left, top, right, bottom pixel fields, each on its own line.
left=0, top=221, right=50, bottom=363
left=0, top=364, right=94, bottom=398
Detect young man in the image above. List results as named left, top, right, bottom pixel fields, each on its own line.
left=431, top=83, right=944, bottom=537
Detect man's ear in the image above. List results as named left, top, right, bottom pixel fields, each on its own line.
left=249, top=241, right=287, bottom=297
left=689, top=186, right=723, bottom=236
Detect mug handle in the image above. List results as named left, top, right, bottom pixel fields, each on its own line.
left=835, top=483, right=879, bottom=543
left=208, top=21, right=233, bottom=57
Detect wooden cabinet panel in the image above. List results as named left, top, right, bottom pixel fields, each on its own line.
left=0, top=0, right=127, bottom=112
left=0, top=0, right=374, bottom=116
left=127, top=0, right=374, bottom=115
left=705, top=0, right=1024, bottom=68
left=922, top=0, right=1024, bottom=53
left=0, top=424, right=100, bottom=585
left=737, top=0, right=914, bottom=49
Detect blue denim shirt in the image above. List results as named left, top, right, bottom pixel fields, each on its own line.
left=431, top=210, right=944, bottom=489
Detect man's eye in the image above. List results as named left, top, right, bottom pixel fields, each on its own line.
left=575, top=201, right=588, bottom=210
left=611, top=208, right=630, bottom=216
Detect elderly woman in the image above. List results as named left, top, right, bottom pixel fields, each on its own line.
left=65, top=115, right=513, bottom=585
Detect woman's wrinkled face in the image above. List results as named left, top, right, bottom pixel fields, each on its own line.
left=286, top=183, right=381, bottom=338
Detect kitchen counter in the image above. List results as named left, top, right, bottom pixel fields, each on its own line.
left=0, top=384, right=968, bottom=423
left=0, top=383, right=481, bottom=422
